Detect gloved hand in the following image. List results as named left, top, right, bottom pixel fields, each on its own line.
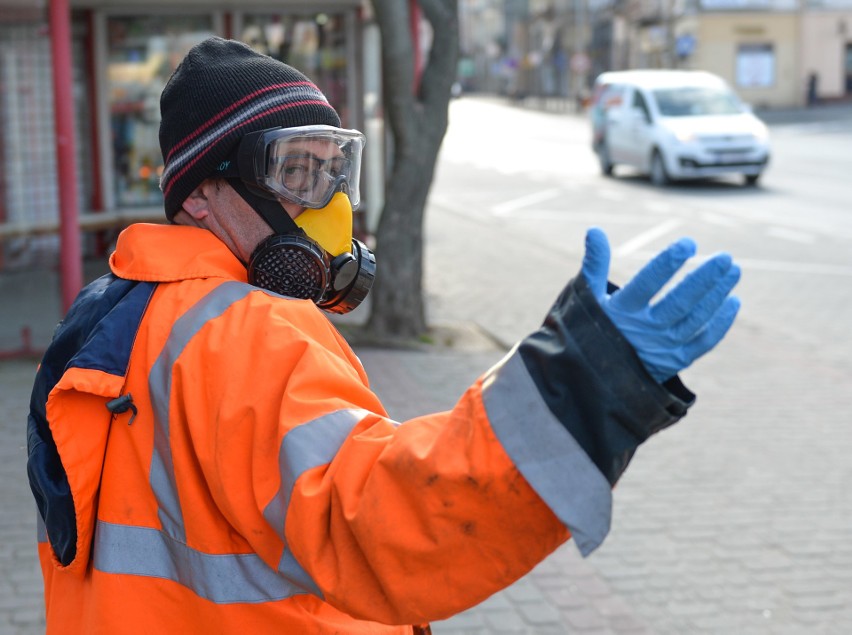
left=581, top=227, right=741, bottom=383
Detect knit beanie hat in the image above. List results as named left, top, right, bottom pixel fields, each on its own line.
left=158, top=37, right=341, bottom=220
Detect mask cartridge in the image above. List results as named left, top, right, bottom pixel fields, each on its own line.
left=248, top=234, right=375, bottom=314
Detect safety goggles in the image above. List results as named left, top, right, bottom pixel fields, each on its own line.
left=232, top=125, right=365, bottom=209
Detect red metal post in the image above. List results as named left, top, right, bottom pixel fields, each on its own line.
left=409, top=0, right=423, bottom=95
left=85, top=10, right=103, bottom=213
left=223, top=11, right=233, bottom=40
left=49, top=0, right=83, bottom=312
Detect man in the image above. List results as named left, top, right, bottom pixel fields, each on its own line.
left=27, top=38, right=740, bottom=634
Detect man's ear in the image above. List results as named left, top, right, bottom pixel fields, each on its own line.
left=181, top=183, right=211, bottom=221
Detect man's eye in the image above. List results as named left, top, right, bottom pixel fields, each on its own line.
left=280, top=160, right=314, bottom=187
left=284, top=165, right=307, bottom=177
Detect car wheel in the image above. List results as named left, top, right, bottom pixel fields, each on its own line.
left=598, top=143, right=614, bottom=176
left=744, top=173, right=761, bottom=186
left=649, top=150, right=670, bottom=186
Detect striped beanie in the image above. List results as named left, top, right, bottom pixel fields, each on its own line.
left=158, top=37, right=341, bottom=220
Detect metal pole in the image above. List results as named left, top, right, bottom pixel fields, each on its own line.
left=49, top=0, right=83, bottom=312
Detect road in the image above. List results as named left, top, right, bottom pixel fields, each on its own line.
left=428, top=97, right=852, bottom=364
left=424, top=96, right=852, bottom=634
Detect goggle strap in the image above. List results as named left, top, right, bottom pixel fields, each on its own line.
left=227, top=178, right=303, bottom=237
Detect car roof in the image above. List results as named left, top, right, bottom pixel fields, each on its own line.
left=593, top=69, right=728, bottom=90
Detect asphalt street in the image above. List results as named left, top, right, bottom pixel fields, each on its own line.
left=426, top=96, right=852, bottom=634
left=2, top=97, right=852, bottom=634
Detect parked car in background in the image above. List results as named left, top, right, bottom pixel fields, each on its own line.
left=589, top=69, right=771, bottom=186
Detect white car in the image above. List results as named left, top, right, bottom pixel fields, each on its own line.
left=590, top=69, right=771, bottom=186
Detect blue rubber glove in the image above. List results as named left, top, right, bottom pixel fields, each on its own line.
left=581, top=227, right=741, bottom=382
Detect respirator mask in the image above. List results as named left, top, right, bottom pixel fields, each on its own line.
left=217, top=125, right=375, bottom=314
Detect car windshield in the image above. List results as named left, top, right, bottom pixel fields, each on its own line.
left=652, top=86, right=744, bottom=117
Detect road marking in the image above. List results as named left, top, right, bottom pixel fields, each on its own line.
left=644, top=200, right=672, bottom=214
left=614, top=219, right=683, bottom=257
left=620, top=252, right=852, bottom=277
left=767, top=226, right=816, bottom=244
left=495, top=165, right=523, bottom=175
left=700, top=211, right=740, bottom=227
left=598, top=188, right=626, bottom=201
left=736, top=258, right=852, bottom=275
left=490, top=188, right=563, bottom=216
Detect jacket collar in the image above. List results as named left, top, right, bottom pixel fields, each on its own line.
left=109, top=223, right=248, bottom=283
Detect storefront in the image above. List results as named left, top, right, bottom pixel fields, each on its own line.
left=0, top=0, right=377, bottom=270
left=801, top=8, right=852, bottom=101
left=691, top=9, right=800, bottom=110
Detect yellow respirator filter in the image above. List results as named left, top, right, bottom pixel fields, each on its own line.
left=294, top=192, right=353, bottom=257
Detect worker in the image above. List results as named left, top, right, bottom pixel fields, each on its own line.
left=27, top=37, right=740, bottom=634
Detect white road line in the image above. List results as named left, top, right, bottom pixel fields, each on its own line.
left=700, top=211, right=740, bottom=227
left=736, top=258, right=852, bottom=275
left=483, top=210, right=647, bottom=222
left=767, top=226, right=816, bottom=244
left=490, top=188, right=563, bottom=216
left=618, top=251, right=852, bottom=277
left=597, top=188, right=626, bottom=201
left=613, top=219, right=683, bottom=257
left=644, top=200, right=673, bottom=214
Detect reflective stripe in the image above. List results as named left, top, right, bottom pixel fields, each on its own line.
left=264, top=409, right=367, bottom=537
left=481, top=347, right=613, bottom=556
left=138, top=282, right=370, bottom=601
left=148, top=282, right=254, bottom=540
left=263, top=409, right=366, bottom=582
left=93, top=520, right=315, bottom=604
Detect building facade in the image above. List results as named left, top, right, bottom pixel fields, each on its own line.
left=598, top=0, right=852, bottom=107
left=459, top=0, right=852, bottom=108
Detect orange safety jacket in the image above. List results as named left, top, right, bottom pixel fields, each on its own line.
left=27, top=223, right=693, bottom=634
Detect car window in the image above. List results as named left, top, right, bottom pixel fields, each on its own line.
left=602, top=84, right=625, bottom=110
left=631, top=89, right=651, bottom=122
left=591, top=83, right=626, bottom=136
left=652, top=86, right=744, bottom=117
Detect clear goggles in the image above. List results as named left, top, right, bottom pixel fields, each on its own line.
left=236, top=125, right=365, bottom=209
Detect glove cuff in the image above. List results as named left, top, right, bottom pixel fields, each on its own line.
left=516, top=271, right=695, bottom=485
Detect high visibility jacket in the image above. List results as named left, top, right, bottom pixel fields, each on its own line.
left=27, top=223, right=693, bottom=634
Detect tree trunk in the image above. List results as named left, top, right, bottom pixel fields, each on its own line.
left=366, top=0, right=459, bottom=339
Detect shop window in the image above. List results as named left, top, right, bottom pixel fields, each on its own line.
left=736, top=43, right=775, bottom=89
left=239, top=13, right=351, bottom=127
left=0, top=13, right=94, bottom=270
left=0, top=19, right=60, bottom=268
left=107, top=15, right=215, bottom=208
